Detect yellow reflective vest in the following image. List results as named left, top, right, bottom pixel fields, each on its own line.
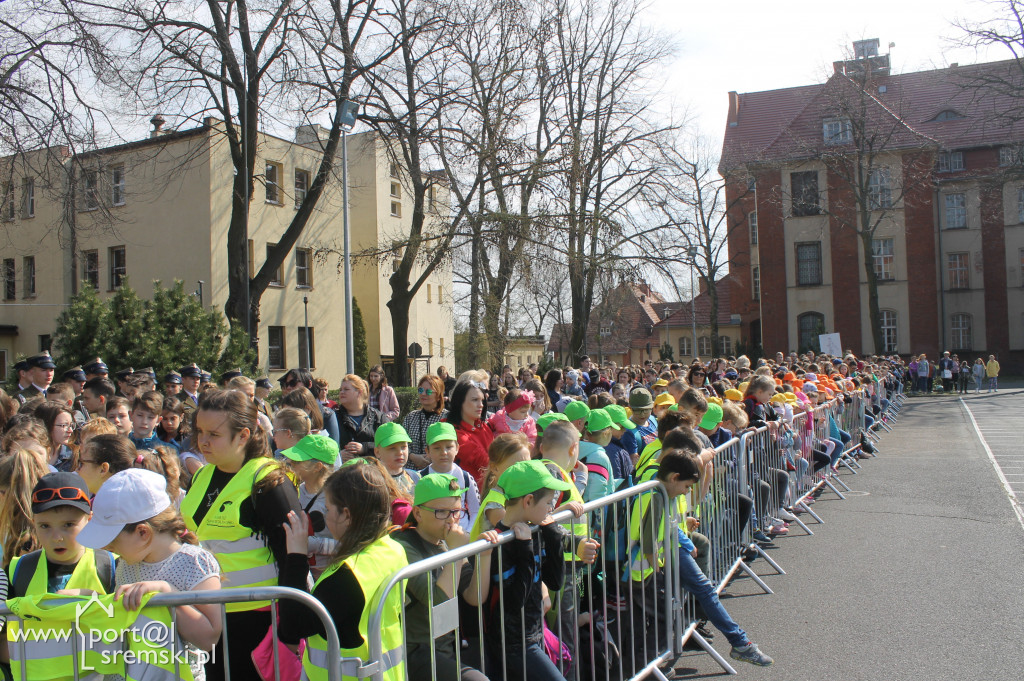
left=5, top=592, right=195, bottom=681
left=181, top=457, right=280, bottom=611
left=301, top=535, right=408, bottom=681
left=542, top=460, right=590, bottom=562
left=470, top=488, right=507, bottom=540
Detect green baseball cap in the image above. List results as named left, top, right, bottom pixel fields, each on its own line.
left=537, top=412, right=569, bottom=432
left=281, top=434, right=339, bottom=465
left=414, top=473, right=465, bottom=506
left=374, top=422, right=412, bottom=448
left=563, top=400, right=591, bottom=422
left=699, top=402, right=724, bottom=430
left=585, top=408, right=621, bottom=433
left=499, top=460, right=571, bottom=499
left=426, top=421, right=458, bottom=446
left=629, top=388, right=654, bottom=409
left=604, top=404, right=636, bottom=430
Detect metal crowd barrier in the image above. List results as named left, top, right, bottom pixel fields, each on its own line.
left=0, top=587, right=342, bottom=681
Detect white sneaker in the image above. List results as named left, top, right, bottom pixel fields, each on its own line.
left=777, top=508, right=798, bottom=521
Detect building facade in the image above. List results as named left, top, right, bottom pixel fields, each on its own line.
left=721, top=42, right=1024, bottom=369
left=0, top=120, right=453, bottom=383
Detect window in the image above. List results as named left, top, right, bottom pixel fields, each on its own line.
left=697, top=336, right=711, bottom=356
left=295, top=248, right=312, bottom=288
left=797, top=312, right=825, bottom=353
left=440, top=337, right=445, bottom=358
left=752, top=266, right=760, bottom=300
left=951, top=313, right=972, bottom=350
left=867, top=167, right=892, bottom=209
left=268, top=326, right=286, bottom=369
left=937, top=151, right=964, bottom=172
left=3, top=182, right=13, bottom=220
left=944, top=193, right=966, bottom=229
left=3, top=259, right=14, bottom=300
left=678, top=335, right=692, bottom=357
left=747, top=177, right=756, bottom=192
left=390, top=201, right=402, bottom=218
left=38, top=334, right=51, bottom=352
left=795, top=242, right=822, bottom=286
left=880, top=310, right=898, bottom=353
left=21, top=178, right=34, bottom=218
left=428, top=338, right=434, bottom=357
left=749, top=211, right=758, bottom=244
left=294, top=169, right=309, bottom=207
left=426, top=284, right=432, bottom=303
left=437, top=285, right=444, bottom=304
left=23, top=256, right=35, bottom=297
left=390, top=182, right=401, bottom=199
left=872, top=238, right=894, bottom=281
left=267, top=244, right=283, bottom=286
left=247, top=239, right=255, bottom=278
left=83, top=250, right=99, bottom=290
left=790, top=171, right=820, bottom=217
left=999, top=145, right=1022, bottom=167
left=600, top=325, right=611, bottom=337
left=390, top=162, right=399, bottom=179
left=930, top=110, right=964, bottom=122
left=298, top=327, right=315, bottom=369
left=428, top=185, right=437, bottom=210
left=108, top=246, right=126, bottom=289
left=720, top=336, right=733, bottom=355
left=947, top=252, right=969, bottom=290
left=265, top=163, right=281, bottom=204
left=823, top=118, right=852, bottom=144
left=110, top=165, right=125, bottom=206
left=81, top=170, right=99, bottom=210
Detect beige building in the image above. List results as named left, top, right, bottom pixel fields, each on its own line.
left=0, top=120, right=453, bottom=384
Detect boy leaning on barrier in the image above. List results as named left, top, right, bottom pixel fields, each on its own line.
left=393, top=474, right=489, bottom=681
left=461, top=460, right=598, bottom=681
left=631, top=444, right=773, bottom=667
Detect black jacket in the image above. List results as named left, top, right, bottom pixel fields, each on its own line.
left=333, top=404, right=385, bottom=457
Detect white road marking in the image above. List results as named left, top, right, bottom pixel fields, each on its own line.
left=960, top=397, right=1024, bottom=533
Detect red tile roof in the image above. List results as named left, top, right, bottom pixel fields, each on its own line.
left=721, top=59, right=1024, bottom=170
left=655, top=280, right=736, bottom=328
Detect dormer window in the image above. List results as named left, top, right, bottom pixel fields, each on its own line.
left=929, top=110, right=964, bottom=122
left=823, top=118, right=852, bottom=145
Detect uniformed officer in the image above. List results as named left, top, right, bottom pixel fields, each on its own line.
left=12, top=358, right=31, bottom=401
left=63, top=366, right=89, bottom=423
left=83, top=357, right=109, bottom=381
left=163, top=370, right=182, bottom=397
left=219, top=368, right=243, bottom=386
left=199, top=370, right=212, bottom=390
left=254, top=377, right=273, bottom=419
left=18, top=351, right=56, bottom=400
left=178, top=363, right=202, bottom=414
left=114, top=367, right=134, bottom=396
left=134, top=366, right=157, bottom=391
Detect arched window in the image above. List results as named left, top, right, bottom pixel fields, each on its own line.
left=678, top=336, right=692, bottom=358
left=797, top=312, right=825, bottom=353
left=880, top=310, right=898, bottom=353
left=951, top=313, right=972, bottom=350
left=698, top=336, right=711, bottom=356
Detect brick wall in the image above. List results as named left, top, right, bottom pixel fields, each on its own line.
left=756, top=169, right=789, bottom=353
left=902, top=153, right=940, bottom=356
left=826, top=165, right=863, bottom=354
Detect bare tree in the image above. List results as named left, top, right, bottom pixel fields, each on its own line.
left=953, top=0, right=1024, bottom=125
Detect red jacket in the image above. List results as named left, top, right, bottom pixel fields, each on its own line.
left=455, top=420, right=495, bottom=489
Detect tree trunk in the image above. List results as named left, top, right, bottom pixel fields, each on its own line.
left=467, top=220, right=481, bottom=368
left=387, top=291, right=412, bottom=386
left=707, top=274, right=720, bottom=358
left=861, top=230, right=883, bottom=353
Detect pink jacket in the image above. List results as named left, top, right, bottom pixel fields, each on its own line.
left=488, top=409, right=538, bottom=445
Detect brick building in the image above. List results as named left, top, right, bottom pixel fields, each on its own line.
left=721, top=40, right=1024, bottom=369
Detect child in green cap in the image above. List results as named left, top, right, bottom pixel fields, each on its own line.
left=422, top=421, right=480, bottom=532
left=280, top=434, right=340, bottom=579
left=374, top=422, right=419, bottom=498
left=462, top=460, right=598, bottom=681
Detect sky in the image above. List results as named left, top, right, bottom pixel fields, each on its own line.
left=645, top=0, right=1010, bottom=150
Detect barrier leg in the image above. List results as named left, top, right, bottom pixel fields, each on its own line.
left=679, top=621, right=738, bottom=675
left=787, top=511, right=814, bottom=535
left=745, top=544, right=785, bottom=576
left=795, top=499, right=824, bottom=524
left=822, top=478, right=847, bottom=499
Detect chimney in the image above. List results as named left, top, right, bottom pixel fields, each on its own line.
left=727, top=91, right=740, bottom=127
left=150, top=114, right=166, bottom=138
left=295, top=124, right=328, bottom=146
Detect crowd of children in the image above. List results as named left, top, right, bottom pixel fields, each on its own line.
left=0, top=349, right=905, bottom=680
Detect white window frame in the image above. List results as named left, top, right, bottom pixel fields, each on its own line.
left=947, top=252, right=969, bottom=290
left=937, top=151, right=964, bottom=172
left=872, top=238, right=894, bottom=281
left=868, top=167, right=892, bottom=209
left=720, top=335, right=733, bottom=355
left=267, top=243, right=283, bottom=286
left=944, top=193, right=967, bottom=229
left=21, top=178, right=34, bottom=218
left=294, top=169, right=309, bottom=208
left=752, top=265, right=760, bottom=301
left=295, top=247, right=312, bottom=288
left=697, top=336, right=711, bottom=356
left=265, top=162, right=282, bottom=204
left=999, top=145, right=1021, bottom=167
left=390, top=200, right=401, bottom=218
left=108, top=245, right=126, bottom=289
left=678, top=335, right=692, bottom=357
left=268, top=326, right=286, bottom=369
left=951, top=313, right=972, bottom=349
left=749, top=211, right=758, bottom=244
left=82, top=170, right=99, bottom=211
left=823, top=118, right=852, bottom=145
left=880, top=310, right=898, bottom=353
left=110, top=165, right=126, bottom=206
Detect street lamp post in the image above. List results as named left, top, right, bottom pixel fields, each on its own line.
left=687, top=246, right=698, bottom=361
left=340, top=100, right=360, bottom=374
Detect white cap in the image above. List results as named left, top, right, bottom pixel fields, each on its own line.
left=77, top=469, right=172, bottom=549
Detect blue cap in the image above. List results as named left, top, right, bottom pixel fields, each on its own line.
left=220, top=369, right=243, bottom=383
left=256, top=378, right=273, bottom=390
left=62, top=367, right=87, bottom=382
left=178, top=363, right=202, bottom=378
left=115, top=367, right=134, bottom=380
left=163, top=371, right=182, bottom=385
left=83, top=358, right=109, bottom=375
left=137, top=367, right=156, bottom=380
left=26, top=351, right=56, bottom=369
left=200, top=371, right=212, bottom=382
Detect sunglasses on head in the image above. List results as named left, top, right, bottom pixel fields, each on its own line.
left=32, top=486, right=90, bottom=505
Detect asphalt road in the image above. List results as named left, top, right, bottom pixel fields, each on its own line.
left=672, top=389, right=1024, bottom=680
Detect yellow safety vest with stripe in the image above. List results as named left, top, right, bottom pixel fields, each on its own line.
left=181, top=457, right=280, bottom=611
left=301, top=535, right=408, bottom=681
left=6, top=592, right=195, bottom=681
left=635, top=439, right=661, bottom=478
left=541, top=460, right=590, bottom=563
left=470, top=488, right=507, bottom=540
left=627, top=464, right=686, bottom=582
